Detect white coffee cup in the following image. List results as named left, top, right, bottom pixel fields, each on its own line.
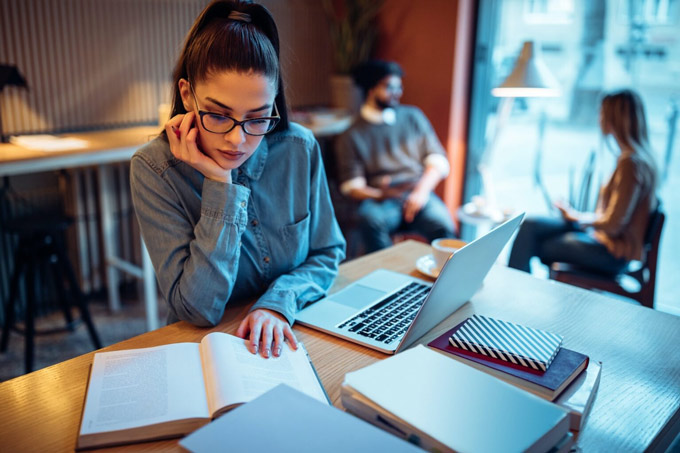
left=431, top=238, right=466, bottom=270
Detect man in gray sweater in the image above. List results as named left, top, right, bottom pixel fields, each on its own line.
left=335, top=60, right=456, bottom=253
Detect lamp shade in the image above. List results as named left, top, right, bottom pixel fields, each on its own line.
left=0, top=64, right=28, bottom=91
left=492, top=41, right=560, bottom=98
left=0, top=64, right=28, bottom=142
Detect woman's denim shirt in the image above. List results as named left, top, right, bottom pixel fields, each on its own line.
left=130, top=123, right=346, bottom=326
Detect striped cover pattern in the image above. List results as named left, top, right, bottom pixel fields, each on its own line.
left=448, top=315, right=562, bottom=372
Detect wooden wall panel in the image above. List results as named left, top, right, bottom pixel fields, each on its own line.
left=261, top=0, right=333, bottom=108
left=0, top=0, right=209, bottom=135
left=0, top=0, right=332, bottom=137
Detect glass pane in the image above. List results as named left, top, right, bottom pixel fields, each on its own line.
left=467, top=0, right=680, bottom=314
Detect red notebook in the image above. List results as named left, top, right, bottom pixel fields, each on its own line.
left=428, top=321, right=589, bottom=401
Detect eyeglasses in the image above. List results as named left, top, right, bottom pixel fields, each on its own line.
left=190, top=84, right=280, bottom=136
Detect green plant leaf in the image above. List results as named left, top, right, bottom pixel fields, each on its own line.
left=322, top=0, right=386, bottom=74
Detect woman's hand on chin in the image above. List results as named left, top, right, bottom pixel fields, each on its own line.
left=166, top=112, right=232, bottom=184
left=236, top=308, right=298, bottom=359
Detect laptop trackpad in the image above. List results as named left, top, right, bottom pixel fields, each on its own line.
left=330, top=285, right=388, bottom=310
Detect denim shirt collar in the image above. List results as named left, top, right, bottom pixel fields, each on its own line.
left=237, top=137, right=269, bottom=180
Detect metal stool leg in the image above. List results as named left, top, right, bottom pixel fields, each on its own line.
left=48, top=244, right=77, bottom=332
left=1, top=247, right=26, bottom=352
left=48, top=245, right=76, bottom=331
left=24, top=255, right=37, bottom=373
left=56, top=241, right=102, bottom=350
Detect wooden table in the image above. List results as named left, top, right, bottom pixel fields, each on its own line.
left=0, top=126, right=161, bottom=330
left=1, top=240, right=679, bottom=452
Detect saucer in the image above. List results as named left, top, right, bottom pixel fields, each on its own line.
left=415, top=254, right=441, bottom=279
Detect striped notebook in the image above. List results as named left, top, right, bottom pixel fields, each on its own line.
left=449, top=315, right=562, bottom=372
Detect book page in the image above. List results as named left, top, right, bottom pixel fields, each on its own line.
left=80, top=343, right=210, bottom=435
left=199, top=332, right=327, bottom=417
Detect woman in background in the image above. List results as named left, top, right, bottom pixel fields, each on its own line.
left=508, top=89, right=658, bottom=275
left=130, top=0, right=345, bottom=358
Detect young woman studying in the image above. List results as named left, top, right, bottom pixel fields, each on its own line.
left=508, top=89, right=658, bottom=275
left=130, top=0, right=345, bottom=358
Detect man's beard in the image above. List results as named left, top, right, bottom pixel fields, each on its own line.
left=375, top=97, right=398, bottom=110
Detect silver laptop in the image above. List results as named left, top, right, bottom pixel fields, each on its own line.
left=296, top=213, right=525, bottom=354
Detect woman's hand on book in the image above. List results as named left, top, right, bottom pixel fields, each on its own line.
left=236, top=309, right=298, bottom=358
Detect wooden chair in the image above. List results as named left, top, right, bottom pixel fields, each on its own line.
left=549, top=205, right=665, bottom=309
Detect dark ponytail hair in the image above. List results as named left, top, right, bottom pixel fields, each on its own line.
left=168, top=0, right=288, bottom=135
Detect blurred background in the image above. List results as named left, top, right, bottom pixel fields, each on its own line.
left=0, top=0, right=677, bottom=380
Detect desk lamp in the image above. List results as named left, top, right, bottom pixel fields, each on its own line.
left=0, top=64, right=28, bottom=143
left=480, top=41, right=560, bottom=216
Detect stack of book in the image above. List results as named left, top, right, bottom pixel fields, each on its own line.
left=341, top=345, right=574, bottom=453
left=428, top=315, right=600, bottom=431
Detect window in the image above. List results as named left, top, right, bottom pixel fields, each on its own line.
left=466, top=0, right=680, bottom=314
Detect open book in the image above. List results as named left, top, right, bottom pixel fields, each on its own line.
left=77, top=332, right=327, bottom=450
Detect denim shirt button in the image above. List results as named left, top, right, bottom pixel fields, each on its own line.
left=240, top=201, right=246, bottom=208
left=251, top=219, right=259, bottom=226
left=263, top=256, right=271, bottom=263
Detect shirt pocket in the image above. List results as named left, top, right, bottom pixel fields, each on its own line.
left=279, top=213, right=310, bottom=268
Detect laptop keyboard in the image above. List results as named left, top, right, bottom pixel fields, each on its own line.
left=337, top=282, right=430, bottom=345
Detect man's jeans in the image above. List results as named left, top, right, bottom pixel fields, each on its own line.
left=357, top=194, right=456, bottom=253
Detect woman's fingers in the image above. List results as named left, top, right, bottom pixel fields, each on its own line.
left=178, top=112, right=196, bottom=161
left=184, top=126, right=204, bottom=163
left=165, top=112, right=195, bottom=162
left=248, top=319, right=263, bottom=355
left=235, top=316, right=250, bottom=339
left=272, top=326, right=284, bottom=357
left=260, top=321, right=273, bottom=358
left=165, top=114, right=185, bottom=157
left=283, top=324, right=298, bottom=350
left=236, top=310, right=297, bottom=358
left=178, top=111, right=195, bottom=136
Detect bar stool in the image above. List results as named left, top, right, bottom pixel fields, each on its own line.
left=1, top=214, right=102, bottom=373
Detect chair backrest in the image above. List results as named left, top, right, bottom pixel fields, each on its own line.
left=644, top=202, right=664, bottom=245
left=636, top=203, right=665, bottom=307
left=643, top=205, right=665, bottom=265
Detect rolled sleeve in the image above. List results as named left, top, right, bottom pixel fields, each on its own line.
left=339, top=176, right=367, bottom=196
left=424, top=153, right=450, bottom=178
